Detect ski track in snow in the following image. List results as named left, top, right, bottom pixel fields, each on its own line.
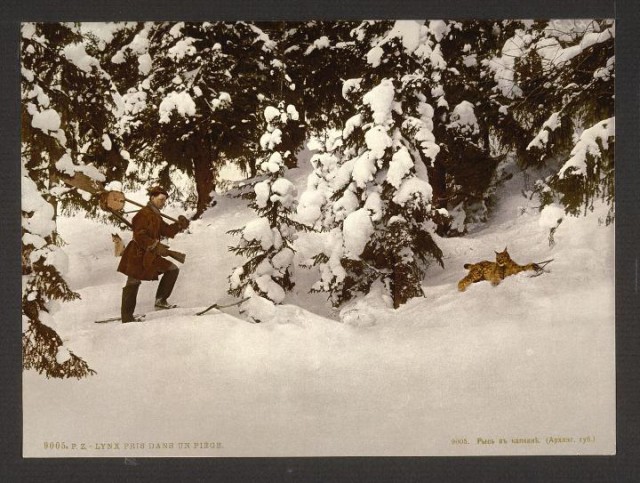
left=23, top=159, right=615, bottom=457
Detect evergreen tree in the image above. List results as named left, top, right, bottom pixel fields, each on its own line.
left=478, top=19, right=614, bottom=220
left=425, top=20, right=530, bottom=234
left=228, top=103, right=308, bottom=303
left=296, top=21, right=530, bottom=250
left=106, top=21, right=303, bottom=218
left=304, top=21, right=446, bottom=308
left=22, top=174, right=96, bottom=378
left=516, top=20, right=615, bottom=220
left=296, top=128, right=345, bottom=231
left=21, top=22, right=117, bottom=378
left=279, top=21, right=364, bottom=133
left=21, top=22, right=126, bottom=219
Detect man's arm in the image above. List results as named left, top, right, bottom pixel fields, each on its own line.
left=160, top=216, right=189, bottom=239
left=159, top=220, right=182, bottom=239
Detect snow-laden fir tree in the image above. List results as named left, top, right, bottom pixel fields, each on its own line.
left=296, top=128, right=369, bottom=302
left=104, top=21, right=228, bottom=215
left=513, top=20, right=615, bottom=222
left=302, top=21, right=450, bottom=308
left=423, top=20, right=531, bottom=234
left=106, top=21, right=305, bottom=218
left=22, top=174, right=96, bottom=378
left=21, top=22, right=128, bottom=219
left=279, top=21, right=364, bottom=133
left=296, top=128, right=345, bottom=232
left=475, top=20, right=615, bottom=222
left=20, top=22, right=121, bottom=377
left=228, top=103, right=308, bottom=304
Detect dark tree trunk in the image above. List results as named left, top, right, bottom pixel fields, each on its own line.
left=47, top=152, right=62, bottom=245
left=192, top=147, right=215, bottom=220
left=390, top=261, right=425, bottom=308
left=248, top=158, right=258, bottom=179
left=426, top=155, right=447, bottom=209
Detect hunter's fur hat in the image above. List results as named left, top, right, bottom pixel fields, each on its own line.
left=147, top=186, right=169, bottom=198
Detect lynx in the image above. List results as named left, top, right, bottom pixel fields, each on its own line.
left=458, top=247, right=539, bottom=292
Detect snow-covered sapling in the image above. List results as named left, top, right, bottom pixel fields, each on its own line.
left=228, top=103, right=308, bottom=304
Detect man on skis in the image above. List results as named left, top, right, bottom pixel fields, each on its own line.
left=117, top=186, right=190, bottom=323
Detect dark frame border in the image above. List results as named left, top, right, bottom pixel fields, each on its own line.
left=2, top=1, right=637, bottom=481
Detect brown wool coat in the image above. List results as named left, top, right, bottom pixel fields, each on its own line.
left=117, top=204, right=182, bottom=281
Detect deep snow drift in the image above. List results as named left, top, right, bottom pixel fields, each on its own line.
left=23, top=158, right=615, bottom=457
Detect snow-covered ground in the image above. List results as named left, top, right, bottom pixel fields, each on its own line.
left=23, top=158, right=615, bottom=457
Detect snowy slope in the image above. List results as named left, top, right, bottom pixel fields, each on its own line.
left=23, top=157, right=615, bottom=457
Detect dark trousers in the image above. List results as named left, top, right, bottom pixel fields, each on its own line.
left=122, top=263, right=179, bottom=321
left=126, top=261, right=180, bottom=301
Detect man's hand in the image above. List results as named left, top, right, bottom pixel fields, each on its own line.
left=178, top=215, right=190, bottom=231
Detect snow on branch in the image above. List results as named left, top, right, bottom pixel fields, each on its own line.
left=526, top=112, right=562, bottom=151
left=158, top=91, right=197, bottom=123
left=558, top=117, right=615, bottom=179
left=538, top=27, right=614, bottom=67
left=447, top=101, right=480, bottom=136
